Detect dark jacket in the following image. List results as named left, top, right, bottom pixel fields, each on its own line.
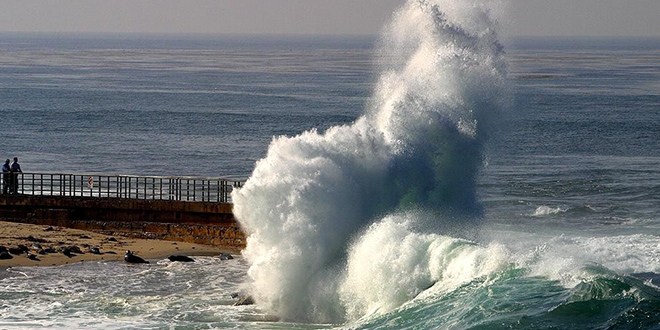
left=10, top=162, right=21, bottom=173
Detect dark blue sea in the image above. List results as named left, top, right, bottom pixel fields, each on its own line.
left=0, top=16, right=659, bottom=330
left=0, top=33, right=373, bottom=179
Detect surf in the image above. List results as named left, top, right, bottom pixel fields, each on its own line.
left=231, top=0, right=509, bottom=323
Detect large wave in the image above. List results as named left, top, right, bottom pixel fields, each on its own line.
left=232, top=0, right=508, bottom=323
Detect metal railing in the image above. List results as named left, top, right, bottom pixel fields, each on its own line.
left=1, top=172, right=244, bottom=203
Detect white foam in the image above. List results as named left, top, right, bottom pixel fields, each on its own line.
left=531, top=205, right=567, bottom=216
left=339, top=212, right=508, bottom=320
left=232, top=0, right=508, bottom=323
left=0, top=257, right=252, bottom=328
left=486, top=230, right=660, bottom=288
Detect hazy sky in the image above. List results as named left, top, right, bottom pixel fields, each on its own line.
left=0, top=0, right=658, bottom=37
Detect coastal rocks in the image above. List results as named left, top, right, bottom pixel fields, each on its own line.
left=67, top=245, right=83, bottom=254
left=61, top=247, right=74, bottom=258
left=124, top=250, right=149, bottom=264
left=168, top=255, right=195, bottom=262
left=1, top=221, right=231, bottom=267
left=0, top=251, right=12, bottom=259
left=42, top=247, right=57, bottom=254
left=67, top=246, right=84, bottom=254
left=231, top=294, right=255, bottom=306
left=217, top=252, right=234, bottom=260
left=58, top=245, right=84, bottom=257
left=0, top=239, right=98, bottom=262
left=8, top=245, right=28, bottom=255
left=25, top=235, right=48, bottom=243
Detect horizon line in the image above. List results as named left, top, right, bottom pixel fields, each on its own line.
left=1, top=31, right=659, bottom=40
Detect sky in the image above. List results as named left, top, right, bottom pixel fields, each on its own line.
left=0, top=0, right=658, bottom=37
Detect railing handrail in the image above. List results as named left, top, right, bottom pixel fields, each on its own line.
left=17, top=171, right=246, bottom=182
left=2, top=172, right=245, bottom=203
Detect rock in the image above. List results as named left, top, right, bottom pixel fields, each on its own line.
left=68, top=246, right=84, bottom=254
left=218, top=252, right=234, bottom=260
left=61, top=247, right=75, bottom=257
left=0, top=251, right=13, bottom=259
left=8, top=245, right=28, bottom=255
left=233, top=295, right=255, bottom=306
left=168, top=255, right=195, bottom=262
left=26, top=235, right=47, bottom=243
left=89, top=247, right=101, bottom=255
left=124, top=250, right=149, bottom=264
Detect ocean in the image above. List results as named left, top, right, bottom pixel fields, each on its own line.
left=1, top=2, right=659, bottom=329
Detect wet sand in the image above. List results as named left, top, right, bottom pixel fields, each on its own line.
left=0, top=221, right=236, bottom=267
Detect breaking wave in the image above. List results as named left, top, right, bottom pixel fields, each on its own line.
left=232, top=0, right=508, bottom=323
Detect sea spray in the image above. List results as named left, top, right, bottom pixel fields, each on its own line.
left=340, top=212, right=508, bottom=321
left=232, top=0, right=508, bottom=323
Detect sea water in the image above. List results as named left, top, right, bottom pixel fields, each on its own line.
left=1, top=1, right=660, bottom=329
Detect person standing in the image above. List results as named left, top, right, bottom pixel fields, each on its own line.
left=2, top=159, right=10, bottom=194
left=10, top=157, right=21, bottom=194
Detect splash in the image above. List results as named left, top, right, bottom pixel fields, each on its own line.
left=232, top=0, right=508, bottom=323
left=532, top=205, right=567, bottom=217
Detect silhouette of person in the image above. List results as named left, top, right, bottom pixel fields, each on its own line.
left=2, top=159, right=9, bottom=194
left=10, top=157, right=21, bottom=194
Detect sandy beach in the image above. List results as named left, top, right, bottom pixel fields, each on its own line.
left=0, top=221, right=237, bottom=267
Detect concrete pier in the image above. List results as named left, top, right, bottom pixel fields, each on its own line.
left=0, top=194, right=245, bottom=250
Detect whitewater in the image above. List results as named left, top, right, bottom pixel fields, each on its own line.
left=232, top=0, right=508, bottom=323
left=232, top=0, right=660, bottom=327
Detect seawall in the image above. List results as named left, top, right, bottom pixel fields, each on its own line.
left=0, top=195, right=245, bottom=251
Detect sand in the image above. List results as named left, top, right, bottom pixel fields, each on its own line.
left=0, top=221, right=237, bottom=267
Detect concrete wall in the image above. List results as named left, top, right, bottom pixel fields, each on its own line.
left=0, top=195, right=245, bottom=251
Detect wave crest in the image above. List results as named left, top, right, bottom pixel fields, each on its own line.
left=232, top=0, right=508, bottom=323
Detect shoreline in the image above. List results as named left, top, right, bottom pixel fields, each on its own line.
left=0, top=221, right=239, bottom=268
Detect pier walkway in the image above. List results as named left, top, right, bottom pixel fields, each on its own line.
left=0, top=172, right=247, bottom=248
left=2, top=172, right=244, bottom=203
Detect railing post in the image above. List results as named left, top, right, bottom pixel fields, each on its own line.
left=178, top=177, right=180, bottom=200
left=216, top=179, right=220, bottom=202
left=192, top=179, right=196, bottom=201
left=220, top=180, right=224, bottom=203
left=9, top=172, right=243, bottom=202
